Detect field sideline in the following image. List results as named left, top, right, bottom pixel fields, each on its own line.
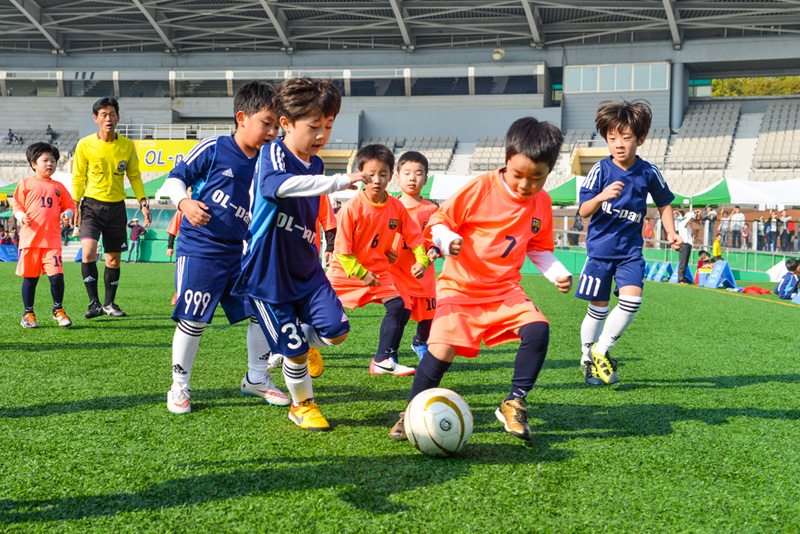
left=1, top=262, right=799, bottom=533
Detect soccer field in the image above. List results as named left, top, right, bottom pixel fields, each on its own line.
left=1, top=263, right=799, bottom=533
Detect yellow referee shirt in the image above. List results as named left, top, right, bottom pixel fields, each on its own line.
left=72, top=132, right=145, bottom=203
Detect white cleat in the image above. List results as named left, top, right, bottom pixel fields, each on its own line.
left=241, top=374, right=290, bottom=406
left=167, top=387, right=191, bottom=414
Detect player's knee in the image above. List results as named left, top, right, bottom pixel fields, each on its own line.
left=518, top=322, right=550, bottom=350
left=383, top=296, right=405, bottom=317
left=325, top=332, right=348, bottom=345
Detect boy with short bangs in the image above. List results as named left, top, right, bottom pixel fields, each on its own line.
left=389, top=117, right=573, bottom=442
left=576, top=99, right=682, bottom=386
left=327, top=144, right=429, bottom=376
left=233, top=77, right=368, bottom=431
left=14, top=143, right=76, bottom=328
left=390, top=151, right=440, bottom=360
left=163, top=81, right=286, bottom=414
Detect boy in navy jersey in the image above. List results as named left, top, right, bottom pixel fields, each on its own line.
left=233, top=78, right=368, bottom=431
left=576, top=100, right=682, bottom=385
left=164, top=81, right=287, bottom=414
left=774, top=258, right=800, bottom=299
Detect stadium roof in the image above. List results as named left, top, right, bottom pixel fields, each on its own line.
left=1, top=0, right=799, bottom=56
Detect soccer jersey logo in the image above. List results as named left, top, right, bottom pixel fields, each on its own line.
left=389, top=219, right=399, bottom=230
left=531, top=218, right=542, bottom=234
left=118, top=160, right=128, bottom=172
left=55, top=189, right=61, bottom=197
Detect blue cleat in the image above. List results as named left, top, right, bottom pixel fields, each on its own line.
left=411, top=342, right=428, bottom=361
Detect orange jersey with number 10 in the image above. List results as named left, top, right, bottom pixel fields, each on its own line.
left=391, top=199, right=438, bottom=298
left=424, top=169, right=554, bottom=304
left=13, top=176, right=76, bottom=249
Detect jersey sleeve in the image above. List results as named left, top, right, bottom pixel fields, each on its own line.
left=332, top=201, right=358, bottom=256
left=424, top=176, right=481, bottom=240
left=58, top=183, right=77, bottom=214
left=257, top=142, right=298, bottom=201
left=71, top=140, right=88, bottom=203
left=318, top=195, right=337, bottom=231
left=578, top=162, right=603, bottom=207
left=168, top=139, right=214, bottom=188
left=647, top=164, right=675, bottom=207
left=526, top=192, right=556, bottom=253
left=13, top=179, right=28, bottom=216
left=126, top=140, right=145, bottom=202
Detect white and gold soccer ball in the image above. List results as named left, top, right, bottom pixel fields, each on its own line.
left=406, top=388, right=473, bottom=457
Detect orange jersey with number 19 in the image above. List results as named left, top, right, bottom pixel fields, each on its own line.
left=13, top=176, right=76, bottom=249
left=424, top=169, right=554, bottom=304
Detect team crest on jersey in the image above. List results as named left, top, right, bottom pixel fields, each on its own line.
left=388, top=219, right=399, bottom=230
left=117, top=160, right=127, bottom=172
left=55, top=189, right=61, bottom=197
left=531, top=218, right=542, bottom=234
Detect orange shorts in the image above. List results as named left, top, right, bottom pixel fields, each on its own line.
left=402, top=294, right=437, bottom=322
left=427, top=293, right=548, bottom=358
left=327, top=269, right=400, bottom=309
left=16, top=247, right=63, bottom=278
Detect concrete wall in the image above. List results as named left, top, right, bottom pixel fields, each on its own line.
left=561, top=90, right=670, bottom=131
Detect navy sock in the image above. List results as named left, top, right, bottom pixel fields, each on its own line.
left=104, top=267, right=120, bottom=306
left=506, top=322, right=550, bottom=402
left=413, top=319, right=432, bottom=346
left=375, top=297, right=406, bottom=362
left=82, top=262, right=99, bottom=304
left=49, top=273, right=65, bottom=311
left=407, top=352, right=452, bottom=404
left=22, top=277, right=38, bottom=314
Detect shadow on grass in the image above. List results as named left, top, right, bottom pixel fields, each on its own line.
left=0, top=447, right=543, bottom=523
left=2, top=341, right=171, bottom=353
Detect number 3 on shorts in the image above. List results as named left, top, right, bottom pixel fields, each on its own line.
left=281, top=321, right=306, bottom=350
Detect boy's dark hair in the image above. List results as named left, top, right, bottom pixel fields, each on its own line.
left=274, top=77, right=341, bottom=124
left=505, top=117, right=563, bottom=170
left=786, top=258, right=799, bottom=272
left=92, top=96, right=119, bottom=116
left=26, top=142, right=60, bottom=167
left=396, top=150, right=429, bottom=175
left=595, top=99, right=652, bottom=140
left=233, top=81, right=276, bottom=126
left=699, top=250, right=710, bottom=258
left=356, top=144, right=394, bottom=172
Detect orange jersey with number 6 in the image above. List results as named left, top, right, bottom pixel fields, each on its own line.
left=424, top=169, right=554, bottom=304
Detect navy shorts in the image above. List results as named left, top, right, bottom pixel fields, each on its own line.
left=250, top=283, right=350, bottom=358
left=574, top=256, right=645, bottom=302
left=79, top=197, right=128, bottom=253
left=172, top=255, right=251, bottom=324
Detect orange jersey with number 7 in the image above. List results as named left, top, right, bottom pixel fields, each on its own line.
left=13, top=176, right=76, bottom=249
left=424, top=169, right=554, bottom=304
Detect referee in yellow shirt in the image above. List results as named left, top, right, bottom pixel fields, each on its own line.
left=72, top=97, right=151, bottom=318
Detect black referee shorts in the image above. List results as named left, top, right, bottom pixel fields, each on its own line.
left=79, top=197, right=129, bottom=253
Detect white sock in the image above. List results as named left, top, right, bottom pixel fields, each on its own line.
left=580, top=304, right=609, bottom=363
left=172, top=319, right=205, bottom=391
left=283, top=358, right=313, bottom=405
left=595, top=296, right=642, bottom=355
left=246, top=317, right=270, bottom=384
left=301, top=323, right=330, bottom=349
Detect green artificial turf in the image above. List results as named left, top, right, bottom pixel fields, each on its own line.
left=1, top=263, right=799, bottom=533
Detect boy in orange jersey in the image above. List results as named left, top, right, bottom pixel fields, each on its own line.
left=389, top=117, right=572, bottom=442
left=390, top=151, right=441, bottom=360
left=327, top=144, right=430, bottom=376
left=13, top=143, right=77, bottom=328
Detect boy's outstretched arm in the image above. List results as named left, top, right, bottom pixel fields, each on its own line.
left=275, top=172, right=369, bottom=197
left=527, top=250, right=573, bottom=293
left=578, top=180, right=625, bottom=218
left=430, top=224, right=463, bottom=256
left=657, top=204, right=683, bottom=251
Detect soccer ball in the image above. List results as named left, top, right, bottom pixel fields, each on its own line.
left=406, top=388, right=473, bottom=457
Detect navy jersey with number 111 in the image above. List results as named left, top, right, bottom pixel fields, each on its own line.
left=580, top=156, right=674, bottom=260
left=170, top=135, right=256, bottom=259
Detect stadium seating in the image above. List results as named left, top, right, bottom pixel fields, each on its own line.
left=638, top=127, right=670, bottom=168
left=401, top=136, right=457, bottom=172
left=752, top=101, right=800, bottom=171
left=469, top=136, right=504, bottom=173
left=666, top=103, right=740, bottom=170
left=561, top=129, right=595, bottom=153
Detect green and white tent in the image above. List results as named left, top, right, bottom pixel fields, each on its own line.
left=669, top=177, right=800, bottom=208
